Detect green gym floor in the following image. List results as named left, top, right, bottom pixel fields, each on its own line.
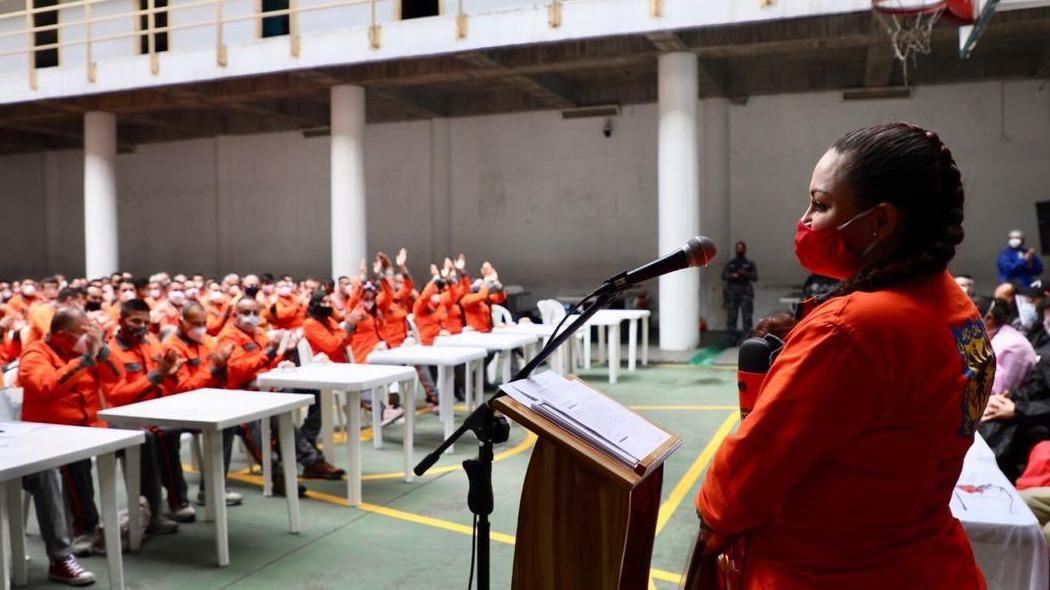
left=18, top=363, right=740, bottom=590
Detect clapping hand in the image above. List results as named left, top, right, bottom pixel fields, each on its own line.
left=396, top=248, right=408, bottom=268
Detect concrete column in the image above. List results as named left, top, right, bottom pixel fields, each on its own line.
left=429, top=118, right=452, bottom=267
left=700, top=98, right=731, bottom=329
left=330, top=85, right=368, bottom=279
left=658, top=52, right=700, bottom=351
left=84, top=111, right=119, bottom=278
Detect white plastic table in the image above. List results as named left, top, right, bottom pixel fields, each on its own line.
left=0, top=422, right=144, bottom=590
left=571, top=312, right=623, bottom=384
left=99, top=389, right=313, bottom=567
left=951, top=433, right=1049, bottom=590
left=434, top=332, right=539, bottom=386
left=494, top=323, right=570, bottom=374
left=367, top=345, right=487, bottom=454
left=256, top=363, right=417, bottom=506
left=587, top=309, right=650, bottom=372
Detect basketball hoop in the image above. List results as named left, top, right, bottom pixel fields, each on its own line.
left=872, top=0, right=947, bottom=84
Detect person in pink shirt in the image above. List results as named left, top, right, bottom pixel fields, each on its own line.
left=978, top=295, right=1036, bottom=395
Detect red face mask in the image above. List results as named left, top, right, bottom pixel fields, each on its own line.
left=793, top=209, right=877, bottom=281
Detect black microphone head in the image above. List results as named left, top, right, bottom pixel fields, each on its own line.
left=683, top=236, right=717, bottom=268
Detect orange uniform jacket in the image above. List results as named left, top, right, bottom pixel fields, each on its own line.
left=303, top=316, right=351, bottom=364
left=18, top=340, right=123, bottom=427
left=696, top=271, right=991, bottom=589
left=205, top=301, right=231, bottom=336
left=4, top=294, right=32, bottom=321
left=270, top=296, right=306, bottom=330
left=217, top=322, right=280, bottom=390
left=377, top=276, right=413, bottom=348
left=164, top=332, right=225, bottom=393
left=412, top=282, right=447, bottom=346
left=441, top=279, right=466, bottom=335
left=348, top=307, right=383, bottom=364
left=104, top=333, right=178, bottom=407
left=461, top=284, right=504, bottom=333
left=24, top=302, right=56, bottom=345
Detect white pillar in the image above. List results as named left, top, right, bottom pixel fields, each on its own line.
left=658, top=52, right=701, bottom=351
left=84, top=111, right=119, bottom=278
left=330, top=85, right=368, bottom=279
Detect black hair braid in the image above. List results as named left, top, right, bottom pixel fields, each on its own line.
left=823, top=123, right=966, bottom=299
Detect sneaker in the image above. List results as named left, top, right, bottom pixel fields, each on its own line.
left=145, top=515, right=179, bottom=535
left=170, top=503, right=196, bottom=523
left=48, top=556, right=95, bottom=586
left=195, top=490, right=244, bottom=506
left=273, top=473, right=308, bottom=497
left=70, top=534, right=94, bottom=558
left=381, top=407, right=405, bottom=427
left=301, top=460, right=345, bottom=480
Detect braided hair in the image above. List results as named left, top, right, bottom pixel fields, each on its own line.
left=825, top=122, right=965, bottom=298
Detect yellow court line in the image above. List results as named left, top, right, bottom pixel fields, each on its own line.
left=629, top=405, right=738, bottom=411
left=654, top=411, right=739, bottom=535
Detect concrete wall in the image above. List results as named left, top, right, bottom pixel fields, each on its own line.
left=1, top=79, right=1047, bottom=329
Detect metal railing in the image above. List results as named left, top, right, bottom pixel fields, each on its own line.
left=0, top=0, right=664, bottom=90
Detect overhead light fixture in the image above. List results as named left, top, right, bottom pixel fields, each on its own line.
left=560, top=104, right=620, bottom=119
left=842, top=87, right=912, bottom=101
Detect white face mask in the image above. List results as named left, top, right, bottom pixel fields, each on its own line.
left=208, top=291, right=225, bottom=303
left=168, top=291, right=186, bottom=305
left=72, top=334, right=89, bottom=354
left=430, top=294, right=441, bottom=306
left=120, top=290, right=136, bottom=302
left=187, top=326, right=207, bottom=342
left=22, top=285, right=36, bottom=297
left=185, top=287, right=200, bottom=299
left=278, top=286, right=293, bottom=297
left=1017, top=296, right=1038, bottom=329
left=1009, top=238, right=1023, bottom=249
left=150, top=289, right=162, bottom=300
left=239, top=315, right=261, bottom=328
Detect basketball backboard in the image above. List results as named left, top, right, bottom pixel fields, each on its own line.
left=960, top=0, right=1050, bottom=58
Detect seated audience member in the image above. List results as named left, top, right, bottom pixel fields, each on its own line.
left=302, top=292, right=351, bottom=363
left=412, top=277, right=449, bottom=346
left=345, top=282, right=388, bottom=363
left=164, top=301, right=239, bottom=512
left=953, top=273, right=976, bottom=299
left=204, top=283, right=232, bottom=336
left=439, top=258, right=467, bottom=335
left=19, top=308, right=122, bottom=555
left=5, top=280, right=39, bottom=321
left=104, top=299, right=185, bottom=535
left=462, top=261, right=507, bottom=333
left=994, top=281, right=1017, bottom=302
left=981, top=353, right=1050, bottom=482
left=219, top=298, right=344, bottom=493
left=1016, top=283, right=1045, bottom=334
left=22, top=468, right=97, bottom=585
left=376, top=250, right=415, bottom=347
left=269, top=280, right=306, bottom=330
left=1030, top=299, right=1050, bottom=356
left=977, top=295, right=1037, bottom=396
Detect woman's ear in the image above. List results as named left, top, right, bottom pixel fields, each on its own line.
left=873, top=202, right=901, bottom=239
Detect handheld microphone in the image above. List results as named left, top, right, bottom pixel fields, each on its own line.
left=599, top=236, right=717, bottom=294
left=736, top=334, right=784, bottom=419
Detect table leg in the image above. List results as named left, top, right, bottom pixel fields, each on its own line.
left=464, top=361, right=473, bottom=411
left=5, top=479, right=26, bottom=587
left=345, top=391, right=362, bottom=506
left=202, top=430, right=229, bottom=566
left=320, top=388, right=335, bottom=455
left=609, top=324, right=620, bottom=384
left=404, top=378, right=416, bottom=483
left=437, top=365, right=453, bottom=454
left=371, top=387, right=384, bottom=449
left=124, top=444, right=142, bottom=551
left=502, top=350, right=512, bottom=384
left=277, top=413, right=301, bottom=533
left=642, top=315, right=650, bottom=366
left=97, top=452, right=125, bottom=589
left=474, top=360, right=484, bottom=409
left=1, top=481, right=10, bottom=590
left=628, top=319, right=638, bottom=372
left=583, top=329, right=592, bottom=369
left=261, top=417, right=272, bottom=497
left=597, top=325, right=606, bottom=364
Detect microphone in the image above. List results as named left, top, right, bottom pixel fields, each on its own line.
left=599, top=236, right=717, bottom=294
left=736, top=334, right=784, bottom=419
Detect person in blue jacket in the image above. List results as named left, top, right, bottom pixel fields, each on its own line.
left=999, top=229, right=1043, bottom=286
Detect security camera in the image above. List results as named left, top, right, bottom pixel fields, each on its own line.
left=602, top=118, right=613, bottom=138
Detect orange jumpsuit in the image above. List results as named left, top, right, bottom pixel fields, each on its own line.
left=461, top=284, right=507, bottom=333
left=4, top=294, right=32, bottom=320
left=205, top=300, right=231, bottom=336
left=164, top=332, right=225, bottom=392
left=441, top=279, right=467, bottom=335
left=347, top=306, right=383, bottom=364
left=377, top=276, right=414, bottom=348
left=696, top=271, right=991, bottom=589
left=217, top=322, right=281, bottom=390
left=18, top=340, right=123, bottom=427
left=270, top=296, right=306, bottom=330
left=23, top=302, right=56, bottom=345
left=412, top=282, right=447, bottom=346
left=103, top=333, right=178, bottom=407
left=303, top=316, right=351, bottom=363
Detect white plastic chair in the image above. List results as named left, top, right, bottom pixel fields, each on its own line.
left=297, top=339, right=314, bottom=366
left=537, top=299, right=584, bottom=371
left=490, top=304, right=514, bottom=328
left=406, top=314, right=421, bottom=342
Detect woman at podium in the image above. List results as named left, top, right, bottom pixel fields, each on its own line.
left=693, top=123, right=992, bottom=589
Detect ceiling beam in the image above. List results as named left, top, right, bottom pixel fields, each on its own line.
left=645, top=31, right=689, bottom=52
left=456, top=51, right=576, bottom=110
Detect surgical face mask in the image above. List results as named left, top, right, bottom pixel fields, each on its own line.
left=85, top=301, right=103, bottom=312
left=244, top=286, right=260, bottom=298
left=120, top=290, right=136, bottom=302
left=187, top=326, right=207, bottom=342
left=1009, top=238, right=1023, bottom=249
left=22, top=285, right=36, bottom=297
left=72, top=333, right=89, bottom=355
left=278, top=286, right=293, bottom=297
left=208, top=291, right=225, bottom=303
left=793, top=208, right=879, bottom=281
left=150, top=289, right=162, bottom=300
left=315, top=305, right=333, bottom=318
left=430, top=294, right=441, bottom=306
left=239, top=314, right=261, bottom=328
left=1017, top=296, right=1038, bottom=329
left=124, top=325, right=148, bottom=340
left=185, top=287, right=200, bottom=299
left=263, top=285, right=275, bottom=295
left=169, top=291, right=186, bottom=306
left=1, top=289, right=11, bottom=301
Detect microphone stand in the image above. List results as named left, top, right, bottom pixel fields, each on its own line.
left=413, top=287, right=619, bottom=590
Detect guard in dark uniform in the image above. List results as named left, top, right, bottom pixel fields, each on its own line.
left=722, top=241, right=757, bottom=345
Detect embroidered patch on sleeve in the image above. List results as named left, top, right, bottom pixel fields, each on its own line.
left=951, top=318, right=995, bottom=438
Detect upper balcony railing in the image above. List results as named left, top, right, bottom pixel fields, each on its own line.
left=0, top=0, right=663, bottom=90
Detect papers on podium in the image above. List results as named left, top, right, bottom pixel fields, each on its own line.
left=500, top=371, right=671, bottom=469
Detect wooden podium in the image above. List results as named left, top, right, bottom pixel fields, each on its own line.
left=493, top=378, right=681, bottom=590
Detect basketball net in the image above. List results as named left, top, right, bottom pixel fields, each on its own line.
left=872, top=0, right=946, bottom=85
